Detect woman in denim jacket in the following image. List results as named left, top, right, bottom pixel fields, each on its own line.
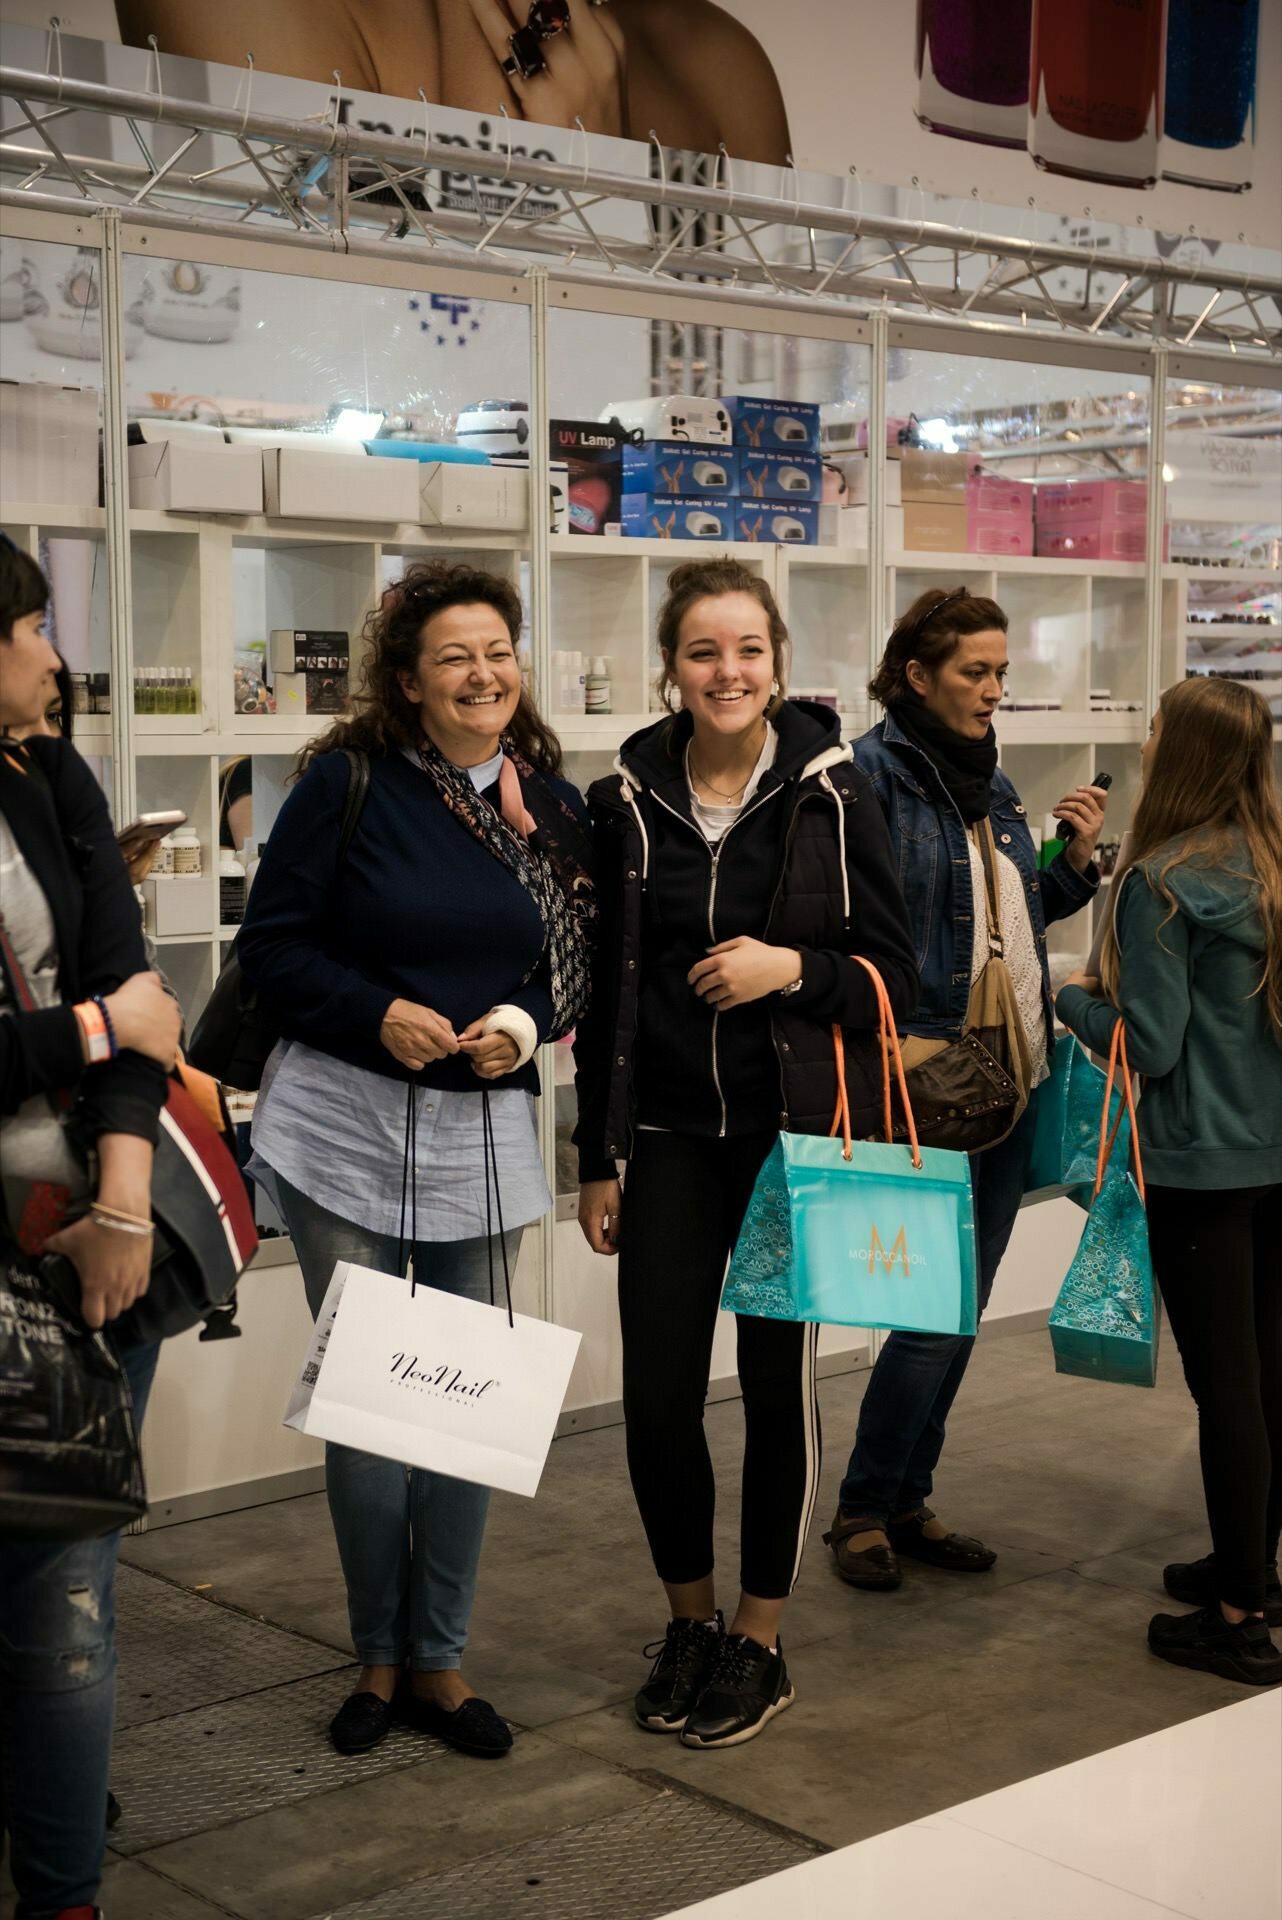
left=825, top=587, right=1107, bottom=1592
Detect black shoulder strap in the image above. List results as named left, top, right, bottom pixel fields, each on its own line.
left=336, top=748, right=370, bottom=869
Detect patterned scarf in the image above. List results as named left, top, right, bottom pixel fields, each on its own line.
left=415, top=734, right=597, bottom=1041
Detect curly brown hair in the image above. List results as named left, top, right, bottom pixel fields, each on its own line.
left=870, top=586, right=1008, bottom=707
left=300, top=560, right=563, bottom=775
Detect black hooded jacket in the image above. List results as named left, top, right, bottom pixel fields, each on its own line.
left=573, top=701, right=918, bottom=1180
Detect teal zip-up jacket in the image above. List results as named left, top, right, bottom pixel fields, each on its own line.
left=1056, top=841, right=1282, bottom=1191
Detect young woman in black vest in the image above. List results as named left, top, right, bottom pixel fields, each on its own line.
left=575, top=558, right=917, bottom=1748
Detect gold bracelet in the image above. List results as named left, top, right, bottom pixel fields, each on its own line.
left=91, top=1201, right=154, bottom=1230
left=90, top=1209, right=155, bottom=1238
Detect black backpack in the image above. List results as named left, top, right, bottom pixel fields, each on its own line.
left=188, top=748, right=370, bottom=1091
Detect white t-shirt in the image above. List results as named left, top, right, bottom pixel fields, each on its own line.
left=685, top=727, right=779, bottom=845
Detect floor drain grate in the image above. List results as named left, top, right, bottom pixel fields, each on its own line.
left=108, top=1670, right=450, bottom=1854
left=114, top=1564, right=346, bottom=1730
left=305, top=1790, right=814, bottom=1920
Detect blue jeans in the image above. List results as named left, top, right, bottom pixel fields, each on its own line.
left=0, top=1336, right=159, bottom=1920
left=276, top=1175, right=521, bottom=1673
left=838, top=1098, right=1038, bottom=1524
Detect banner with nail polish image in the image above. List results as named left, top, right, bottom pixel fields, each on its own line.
left=3, top=3, right=1277, bottom=246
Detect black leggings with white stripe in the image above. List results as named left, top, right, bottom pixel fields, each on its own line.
left=618, top=1129, right=820, bottom=1601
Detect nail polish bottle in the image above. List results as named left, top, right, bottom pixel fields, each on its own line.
left=1161, top=0, right=1259, bottom=191
left=1030, top=0, right=1168, bottom=188
left=915, top=0, right=1034, bottom=149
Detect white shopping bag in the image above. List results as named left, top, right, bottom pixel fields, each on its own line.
left=284, top=1260, right=581, bottom=1497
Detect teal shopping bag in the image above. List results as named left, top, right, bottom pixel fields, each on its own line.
left=722, top=958, right=978, bottom=1336
left=1048, top=1020, right=1159, bottom=1389
left=1025, top=1036, right=1131, bottom=1210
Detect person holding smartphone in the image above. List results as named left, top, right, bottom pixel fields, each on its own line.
left=825, top=587, right=1107, bottom=1595
left=0, top=537, right=181, bottom=1920
left=1058, top=677, right=1282, bottom=1686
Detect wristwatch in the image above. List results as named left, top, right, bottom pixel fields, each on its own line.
left=778, top=960, right=804, bottom=997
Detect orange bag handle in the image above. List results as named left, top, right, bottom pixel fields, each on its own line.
left=829, top=955, right=923, bottom=1171
left=1095, top=1019, right=1146, bottom=1205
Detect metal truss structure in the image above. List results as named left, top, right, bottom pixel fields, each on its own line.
left=2, top=61, right=1280, bottom=366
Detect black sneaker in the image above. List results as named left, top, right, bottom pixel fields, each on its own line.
left=680, top=1632, right=794, bottom=1748
left=635, top=1613, right=725, bottom=1733
left=1163, top=1553, right=1282, bottom=1628
left=1148, top=1606, right=1282, bottom=1687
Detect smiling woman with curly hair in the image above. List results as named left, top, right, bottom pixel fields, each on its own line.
left=236, top=560, right=596, bottom=1760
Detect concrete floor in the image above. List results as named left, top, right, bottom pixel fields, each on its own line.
left=4, top=1330, right=1251, bottom=1919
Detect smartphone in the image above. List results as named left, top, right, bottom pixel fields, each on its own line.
left=128, top=810, right=188, bottom=836
left=1058, top=770, right=1112, bottom=842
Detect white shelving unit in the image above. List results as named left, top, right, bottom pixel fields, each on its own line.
left=3, top=182, right=1277, bottom=1516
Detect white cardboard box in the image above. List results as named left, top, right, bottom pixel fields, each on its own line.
left=0, top=381, right=98, bottom=506
left=129, top=440, right=263, bottom=514
left=141, top=875, right=213, bottom=938
left=830, top=455, right=903, bottom=507
left=486, top=455, right=571, bottom=534
left=262, top=448, right=419, bottom=523
left=823, top=503, right=904, bottom=549
left=420, top=462, right=528, bottom=531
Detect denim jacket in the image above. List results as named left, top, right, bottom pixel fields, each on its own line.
left=853, top=714, right=1098, bottom=1044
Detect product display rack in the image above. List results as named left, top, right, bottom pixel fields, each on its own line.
left=1, top=88, right=1278, bottom=1476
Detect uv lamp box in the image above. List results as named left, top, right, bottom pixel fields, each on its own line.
left=735, top=502, right=819, bottom=545
left=621, top=495, right=734, bottom=540
left=601, top=395, right=732, bottom=446
left=739, top=449, right=823, bottom=502
left=722, top=396, right=821, bottom=453
left=621, top=440, right=739, bottom=495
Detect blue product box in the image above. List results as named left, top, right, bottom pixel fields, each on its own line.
left=621, top=495, right=736, bottom=540
left=723, top=396, right=822, bottom=453
left=738, top=449, right=823, bottom=502
left=621, top=440, right=739, bottom=496
left=734, top=501, right=819, bottom=546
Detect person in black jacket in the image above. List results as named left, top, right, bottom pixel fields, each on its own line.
left=575, top=558, right=917, bottom=1750
left=0, top=539, right=179, bottom=1920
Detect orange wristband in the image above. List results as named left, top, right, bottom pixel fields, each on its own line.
left=74, top=1000, right=112, bottom=1065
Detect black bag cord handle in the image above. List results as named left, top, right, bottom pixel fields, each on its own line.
left=398, top=1079, right=514, bottom=1329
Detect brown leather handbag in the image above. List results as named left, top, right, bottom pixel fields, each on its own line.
left=892, top=819, right=1033, bottom=1154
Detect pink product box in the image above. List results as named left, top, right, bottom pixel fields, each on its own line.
left=967, top=474, right=1033, bottom=555
left=1036, top=479, right=1147, bottom=529
left=1037, top=521, right=1144, bottom=562
left=967, top=475, right=1033, bottom=517
left=970, top=516, right=1034, bottom=556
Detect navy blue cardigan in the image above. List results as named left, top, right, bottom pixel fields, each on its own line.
left=237, top=747, right=584, bottom=1095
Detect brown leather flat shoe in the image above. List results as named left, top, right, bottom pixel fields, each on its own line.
left=887, top=1505, right=996, bottom=1572
left=823, top=1510, right=902, bottom=1590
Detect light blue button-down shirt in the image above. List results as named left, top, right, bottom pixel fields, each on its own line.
left=247, top=747, right=551, bottom=1242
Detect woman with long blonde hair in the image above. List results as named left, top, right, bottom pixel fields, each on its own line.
left=1058, top=676, right=1282, bottom=1688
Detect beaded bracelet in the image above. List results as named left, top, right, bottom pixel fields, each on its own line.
left=91, top=994, right=120, bottom=1060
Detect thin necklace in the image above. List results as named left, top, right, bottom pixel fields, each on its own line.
left=688, top=724, right=767, bottom=802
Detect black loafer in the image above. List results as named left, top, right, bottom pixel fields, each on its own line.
left=401, top=1692, right=513, bottom=1757
left=888, top=1506, right=996, bottom=1572
left=329, top=1689, right=397, bottom=1754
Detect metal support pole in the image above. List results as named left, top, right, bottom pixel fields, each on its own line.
left=866, top=308, right=889, bottom=699
left=1144, top=344, right=1170, bottom=721
left=97, top=206, right=136, bottom=825
left=863, top=308, right=890, bottom=1369
left=527, top=266, right=557, bottom=1325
